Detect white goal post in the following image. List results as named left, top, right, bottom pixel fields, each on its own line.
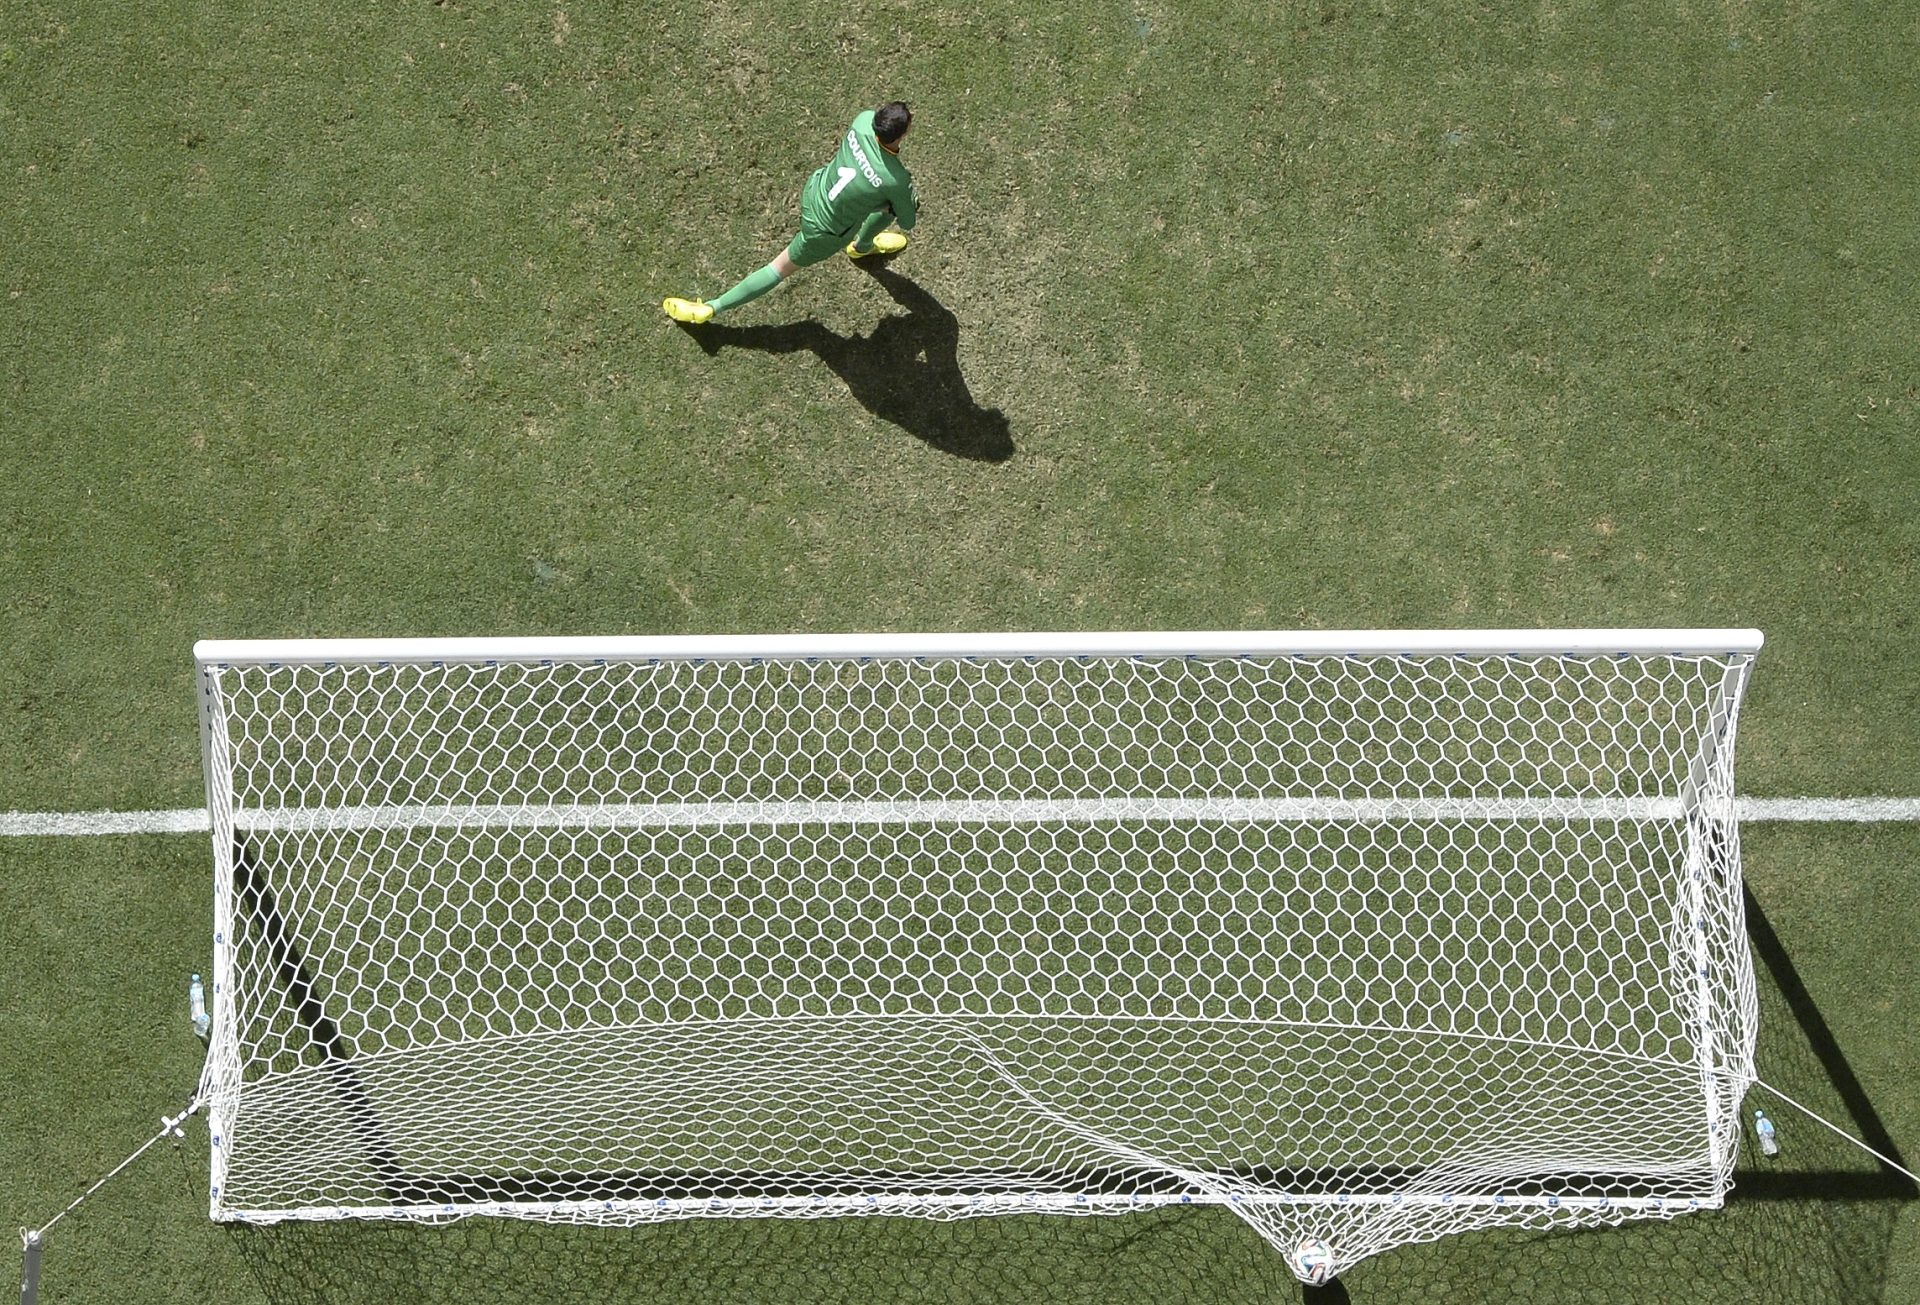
left=193, top=628, right=1763, bottom=1280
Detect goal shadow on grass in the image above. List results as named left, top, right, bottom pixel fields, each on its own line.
left=677, top=263, right=1015, bottom=463
left=1738, top=884, right=1916, bottom=1206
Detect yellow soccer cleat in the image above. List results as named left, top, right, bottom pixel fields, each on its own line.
left=846, top=232, right=909, bottom=259
left=662, top=297, right=714, bottom=324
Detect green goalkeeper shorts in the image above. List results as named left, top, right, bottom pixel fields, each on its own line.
left=785, top=217, right=854, bottom=268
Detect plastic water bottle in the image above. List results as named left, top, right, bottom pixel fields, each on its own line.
left=190, top=973, right=211, bottom=1040
left=1754, top=1108, right=1779, bottom=1157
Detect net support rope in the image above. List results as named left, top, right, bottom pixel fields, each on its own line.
left=1750, top=1081, right=1920, bottom=1186
left=20, top=1095, right=205, bottom=1305
left=24, top=1096, right=205, bottom=1244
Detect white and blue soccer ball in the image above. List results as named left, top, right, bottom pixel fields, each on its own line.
left=1291, top=1237, right=1336, bottom=1285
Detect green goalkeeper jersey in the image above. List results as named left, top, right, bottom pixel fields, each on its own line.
left=799, top=109, right=918, bottom=236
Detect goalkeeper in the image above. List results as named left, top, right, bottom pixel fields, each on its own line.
left=663, top=101, right=917, bottom=324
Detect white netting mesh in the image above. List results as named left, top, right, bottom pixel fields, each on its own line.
left=195, top=638, right=1758, bottom=1279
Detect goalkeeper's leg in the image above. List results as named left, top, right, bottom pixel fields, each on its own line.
left=665, top=248, right=797, bottom=323
left=707, top=250, right=796, bottom=314
left=666, top=215, right=861, bottom=323
left=847, top=210, right=908, bottom=258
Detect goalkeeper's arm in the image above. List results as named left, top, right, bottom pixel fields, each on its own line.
left=889, top=182, right=918, bottom=232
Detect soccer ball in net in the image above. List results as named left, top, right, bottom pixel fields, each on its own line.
left=1292, top=1238, right=1336, bottom=1285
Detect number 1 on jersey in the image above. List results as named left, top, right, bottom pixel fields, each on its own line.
left=827, top=166, right=857, bottom=201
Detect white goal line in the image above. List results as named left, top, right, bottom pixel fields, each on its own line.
left=228, top=795, right=1694, bottom=833
left=3, top=797, right=1918, bottom=837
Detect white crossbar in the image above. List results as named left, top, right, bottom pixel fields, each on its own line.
left=194, top=628, right=1765, bottom=666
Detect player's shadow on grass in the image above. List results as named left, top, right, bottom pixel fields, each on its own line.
left=679, top=263, right=1013, bottom=463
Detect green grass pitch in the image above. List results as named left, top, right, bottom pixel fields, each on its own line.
left=2, top=0, right=1917, bottom=1300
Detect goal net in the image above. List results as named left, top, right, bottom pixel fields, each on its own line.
left=193, top=629, right=1762, bottom=1280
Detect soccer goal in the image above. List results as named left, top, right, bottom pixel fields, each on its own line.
left=192, top=629, right=1762, bottom=1281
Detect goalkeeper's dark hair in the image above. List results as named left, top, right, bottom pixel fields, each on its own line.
left=874, top=101, right=912, bottom=145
